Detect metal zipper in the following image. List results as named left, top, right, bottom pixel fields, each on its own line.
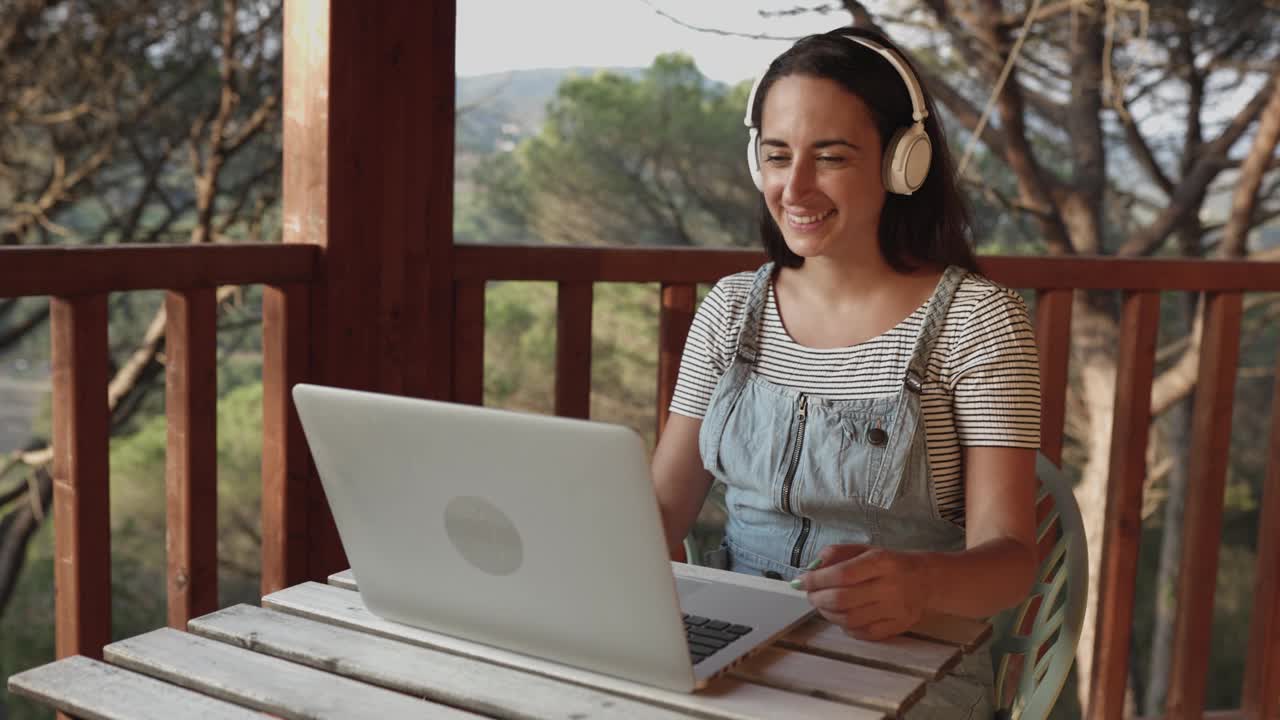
left=781, top=395, right=811, bottom=567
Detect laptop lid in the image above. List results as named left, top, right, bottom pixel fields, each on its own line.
left=291, top=383, right=698, bottom=691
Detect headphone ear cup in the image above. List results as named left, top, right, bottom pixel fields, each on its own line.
left=881, top=123, right=932, bottom=195
left=746, top=128, right=763, bottom=192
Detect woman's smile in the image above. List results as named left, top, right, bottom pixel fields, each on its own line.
left=785, top=208, right=837, bottom=231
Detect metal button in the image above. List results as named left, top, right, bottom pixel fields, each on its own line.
left=763, top=570, right=782, bottom=580
left=868, top=428, right=888, bottom=446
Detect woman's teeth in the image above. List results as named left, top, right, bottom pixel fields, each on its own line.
left=787, top=209, right=835, bottom=227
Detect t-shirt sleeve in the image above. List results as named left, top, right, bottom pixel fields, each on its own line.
left=668, top=280, right=736, bottom=419
left=947, top=287, right=1042, bottom=448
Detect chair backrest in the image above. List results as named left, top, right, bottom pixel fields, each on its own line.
left=992, top=451, right=1090, bottom=720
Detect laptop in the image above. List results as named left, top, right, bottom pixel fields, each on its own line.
left=291, top=383, right=815, bottom=692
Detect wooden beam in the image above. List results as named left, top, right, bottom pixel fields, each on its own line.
left=1089, top=291, right=1160, bottom=720
left=260, top=284, right=311, bottom=595
left=555, top=282, right=593, bottom=419
left=164, top=290, right=219, bottom=630
left=449, top=246, right=1280, bottom=292
left=0, top=244, right=316, bottom=298
left=1034, top=288, right=1073, bottom=466
left=51, top=294, right=111, bottom=660
left=656, top=283, right=696, bottom=438
left=452, top=281, right=485, bottom=406
left=282, top=0, right=456, bottom=580
left=1242, top=333, right=1280, bottom=717
left=1166, top=292, right=1244, bottom=718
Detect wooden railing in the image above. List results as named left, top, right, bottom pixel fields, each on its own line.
left=0, top=243, right=317, bottom=661
left=1, top=243, right=1278, bottom=718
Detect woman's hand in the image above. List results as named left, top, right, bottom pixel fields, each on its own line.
left=791, top=544, right=935, bottom=641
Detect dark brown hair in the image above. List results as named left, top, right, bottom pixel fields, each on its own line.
left=750, top=27, right=979, bottom=273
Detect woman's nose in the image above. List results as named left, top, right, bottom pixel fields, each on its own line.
left=782, top=158, right=816, bottom=202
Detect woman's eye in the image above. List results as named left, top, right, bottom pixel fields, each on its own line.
left=817, top=155, right=845, bottom=164
left=765, top=155, right=790, bottom=164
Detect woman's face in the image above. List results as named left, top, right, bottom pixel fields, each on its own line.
left=758, top=74, right=886, bottom=262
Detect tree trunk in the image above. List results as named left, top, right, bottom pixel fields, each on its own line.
left=1145, top=393, right=1190, bottom=713
left=1072, top=291, right=1121, bottom=714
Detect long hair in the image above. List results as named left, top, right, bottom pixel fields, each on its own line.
left=750, top=27, right=979, bottom=273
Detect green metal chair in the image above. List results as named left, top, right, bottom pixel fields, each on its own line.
left=991, top=451, right=1089, bottom=720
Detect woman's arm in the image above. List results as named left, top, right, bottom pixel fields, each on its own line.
left=650, top=413, right=716, bottom=556
left=916, top=444, right=1038, bottom=617
left=795, top=445, right=1038, bottom=639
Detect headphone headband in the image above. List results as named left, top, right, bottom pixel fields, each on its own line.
left=741, top=31, right=928, bottom=130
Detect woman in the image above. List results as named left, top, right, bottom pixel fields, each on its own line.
left=651, top=27, right=1041, bottom=718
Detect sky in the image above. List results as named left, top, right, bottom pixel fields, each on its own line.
left=455, top=1, right=852, bottom=85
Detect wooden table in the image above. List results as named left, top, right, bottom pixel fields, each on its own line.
left=8, top=563, right=991, bottom=719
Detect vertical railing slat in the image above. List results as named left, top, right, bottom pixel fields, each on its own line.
left=50, top=294, right=111, bottom=660
left=1090, top=290, right=1160, bottom=720
left=1035, top=288, right=1073, bottom=467
left=555, top=282, right=593, bottom=419
left=1242, top=334, right=1280, bottom=718
left=452, top=281, right=485, bottom=406
left=261, top=284, right=311, bottom=595
left=164, top=289, right=219, bottom=629
left=1166, top=291, right=1244, bottom=718
left=656, top=283, right=696, bottom=438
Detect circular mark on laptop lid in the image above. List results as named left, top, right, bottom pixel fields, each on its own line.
left=443, top=496, right=523, bottom=576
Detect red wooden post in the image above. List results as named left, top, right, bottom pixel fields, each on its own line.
left=281, top=0, right=456, bottom=581
left=1034, top=288, right=1073, bottom=467
left=555, top=282, right=594, bottom=419
left=1242, top=335, right=1280, bottom=718
left=452, top=281, right=486, bottom=406
left=164, top=289, right=219, bottom=628
left=656, top=283, right=696, bottom=438
left=1089, top=291, right=1160, bottom=720
left=50, top=294, right=111, bottom=660
left=1166, top=292, right=1244, bottom=718
left=261, top=283, right=312, bottom=595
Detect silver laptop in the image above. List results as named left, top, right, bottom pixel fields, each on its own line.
left=291, top=383, right=815, bottom=692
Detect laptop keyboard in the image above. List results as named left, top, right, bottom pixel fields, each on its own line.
left=683, top=614, right=753, bottom=665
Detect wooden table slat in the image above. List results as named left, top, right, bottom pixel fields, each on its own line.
left=6, top=655, right=263, bottom=720
left=103, top=627, right=480, bottom=719
left=189, top=604, right=689, bottom=720
left=733, top=645, right=924, bottom=714
left=267, top=581, right=880, bottom=720
left=778, top=617, right=960, bottom=679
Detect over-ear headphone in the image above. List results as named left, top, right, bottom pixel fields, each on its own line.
left=743, top=31, right=932, bottom=196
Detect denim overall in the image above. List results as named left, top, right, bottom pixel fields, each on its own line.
left=698, top=262, right=996, bottom=718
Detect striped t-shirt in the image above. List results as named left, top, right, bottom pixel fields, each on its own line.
left=670, top=269, right=1041, bottom=527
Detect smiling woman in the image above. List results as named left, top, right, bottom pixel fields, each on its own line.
left=650, top=27, right=1042, bottom=720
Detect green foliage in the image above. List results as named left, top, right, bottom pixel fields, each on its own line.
left=0, top=365, right=265, bottom=720
left=464, top=54, right=758, bottom=249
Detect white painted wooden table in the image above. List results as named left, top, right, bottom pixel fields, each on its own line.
left=8, top=563, right=991, bottom=719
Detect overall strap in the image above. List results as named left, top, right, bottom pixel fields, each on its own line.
left=903, top=265, right=967, bottom=393
left=734, top=262, right=775, bottom=364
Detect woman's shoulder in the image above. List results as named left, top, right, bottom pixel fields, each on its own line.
left=949, top=271, right=1030, bottom=320
left=701, top=269, right=764, bottom=315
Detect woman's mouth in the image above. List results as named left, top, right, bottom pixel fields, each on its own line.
left=785, top=209, right=836, bottom=230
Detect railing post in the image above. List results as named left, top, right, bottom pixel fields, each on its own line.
left=50, top=294, right=111, bottom=660
left=164, top=289, right=219, bottom=628
left=1242, top=334, right=1280, bottom=718
left=656, top=283, right=696, bottom=439
left=1090, top=290, right=1160, bottom=720
left=452, top=281, right=485, bottom=406
left=261, top=284, right=312, bottom=595
left=1034, top=288, right=1073, bottom=467
left=1166, top=292, right=1244, bottom=718
left=555, top=281, right=593, bottom=419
